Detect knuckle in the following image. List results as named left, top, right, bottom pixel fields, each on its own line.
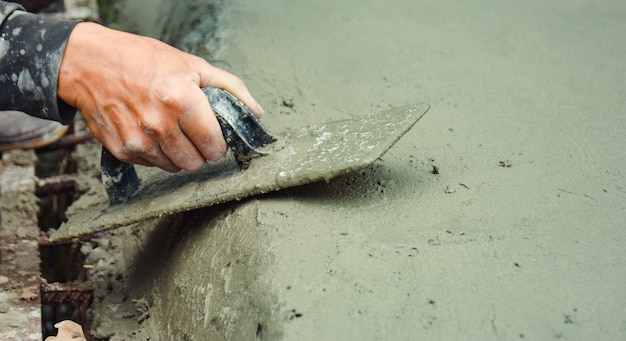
left=139, top=116, right=165, bottom=136
left=153, top=84, right=186, bottom=111
left=124, top=138, right=145, bottom=153
left=231, top=76, right=245, bottom=89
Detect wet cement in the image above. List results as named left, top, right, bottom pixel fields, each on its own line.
left=84, top=0, right=626, bottom=340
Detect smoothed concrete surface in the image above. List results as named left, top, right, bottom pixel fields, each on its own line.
left=88, top=1, right=626, bottom=340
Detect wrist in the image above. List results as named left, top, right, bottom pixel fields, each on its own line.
left=57, top=22, right=119, bottom=109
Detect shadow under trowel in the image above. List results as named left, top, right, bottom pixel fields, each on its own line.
left=269, top=161, right=421, bottom=208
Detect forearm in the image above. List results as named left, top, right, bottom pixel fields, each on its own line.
left=0, top=2, right=78, bottom=123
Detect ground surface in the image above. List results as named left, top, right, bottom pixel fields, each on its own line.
left=86, top=1, right=626, bottom=340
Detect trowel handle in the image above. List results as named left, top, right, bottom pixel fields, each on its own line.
left=101, top=148, right=140, bottom=205
left=203, top=87, right=277, bottom=167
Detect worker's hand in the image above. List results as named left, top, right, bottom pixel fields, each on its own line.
left=57, top=22, right=264, bottom=172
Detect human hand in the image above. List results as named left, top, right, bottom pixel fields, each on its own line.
left=57, top=22, right=264, bottom=172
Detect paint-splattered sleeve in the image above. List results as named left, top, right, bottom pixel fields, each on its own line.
left=0, top=2, right=78, bottom=123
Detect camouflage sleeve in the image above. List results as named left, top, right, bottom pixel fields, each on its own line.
left=0, top=2, right=78, bottom=123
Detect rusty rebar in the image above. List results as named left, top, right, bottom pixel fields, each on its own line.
left=37, top=131, right=95, bottom=152
left=34, top=171, right=100, bottom=196
left=40, top=281, right=93, bottom=306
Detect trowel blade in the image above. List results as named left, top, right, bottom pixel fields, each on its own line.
left=49, top=103, right=429, bottom=242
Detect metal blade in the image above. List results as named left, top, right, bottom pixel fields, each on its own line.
left=50, top=103, right=429, bottom=242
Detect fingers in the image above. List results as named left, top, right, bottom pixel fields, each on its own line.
left=136, top=85, right=227, bottom=172
left=125, top=137, right=182, bottom=173
left=99, top=124, right=182, bottom=173
left=110, top=132, right=201, bottom=174
left=177, top=86, right=228, bottom=163
left=91, top=104, right=205, bottom=173
left=92, top=82, right=229, bottom=173
left=129, top=86, right=225, bottom=172
left=78, top=109, right=178, bottom=172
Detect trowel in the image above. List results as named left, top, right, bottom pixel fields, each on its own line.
left=49, top=88, right=429, bottom=242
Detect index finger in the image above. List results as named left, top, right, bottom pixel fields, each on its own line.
left=199, top=64, right=265, bottom=118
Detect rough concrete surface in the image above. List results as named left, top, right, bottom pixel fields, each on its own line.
left=0, top=151, right=42, bottom=340
left=86, top=0, right=626, bottom=340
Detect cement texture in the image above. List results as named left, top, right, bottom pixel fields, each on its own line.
left=85, top=0, right=626, bottom=340
left=52, top=103, right=427, bottom=240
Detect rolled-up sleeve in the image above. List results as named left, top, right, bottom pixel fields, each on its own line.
left=0, top=2, right=78, bottom=123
